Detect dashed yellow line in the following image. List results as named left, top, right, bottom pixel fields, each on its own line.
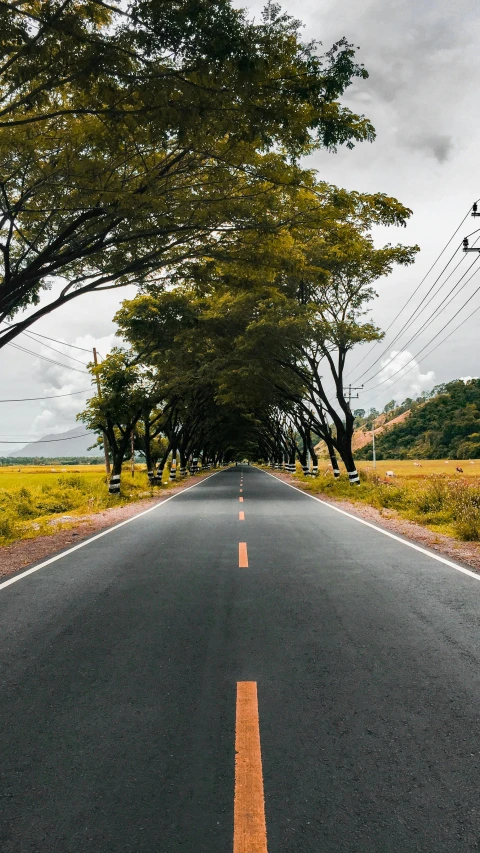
left=234, top=682, right=268, bottom=853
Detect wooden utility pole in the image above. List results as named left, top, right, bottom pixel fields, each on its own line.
left=93, top=347, right=111, bottom=475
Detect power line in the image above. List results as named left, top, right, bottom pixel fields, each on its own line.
left=21, top=332, right=89, bottom=365
left=363, top=278, right=480, bottom=394
left=351, top=239, right=472, bottom=386
left=0, top=388, right=92, bottom=402
left=0, top=433, right=92, bottom=445
left=21, top=330, right=92, bottom=353
left=7, top=342, right=89, bottom=374
left=360, top=255, right=480, bottom=388
left=366, top=301, right=480, bottom=406
left=0, top=322, right=92, bottom=353
left=348, top=202, right=480, bottom=385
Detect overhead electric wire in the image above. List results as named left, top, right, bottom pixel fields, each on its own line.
left=7, top=342, right=89, bottom=374
left=366, top=299, right=480, bottom=406
left=362, top=276, right=480, bottom=394
left=20, top=332, right=89, bottom=365
left=345, top=201, right=479, bottom=382
left=351, top=239, right=472, bottom=386
left=0, top=388, right=92, bottom=403
left=381, top=256, right=480, bottom=359
left=0, top=320, right=92, bottom=352
left=20, top=330, right=92, bottom=353
left=360, top=253, right=480, bottom=388
left=0, top=433, right=91, bottom=444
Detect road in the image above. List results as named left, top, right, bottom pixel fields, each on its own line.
left=2, top=465, right=480, bottom=852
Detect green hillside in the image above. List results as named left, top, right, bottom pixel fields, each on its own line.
left=356, top=379, right=480, bottom=460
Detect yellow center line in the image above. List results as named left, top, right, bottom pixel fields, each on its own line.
left=239, top=511, right=245, bottom=521
left=234, top=682, right=268, bottom=853
left=239, top=497, right=244, bottom=503
left=239, top=542, right=248, bottom=568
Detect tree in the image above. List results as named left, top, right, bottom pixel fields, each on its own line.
left=0, top=1, right=375, bottom=348
left=78, top=349, right=161, bottom=492
left=187, top=187, right=418, bottom=480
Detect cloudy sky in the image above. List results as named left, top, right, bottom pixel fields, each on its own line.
left=1, top=0, right=479, bottom=450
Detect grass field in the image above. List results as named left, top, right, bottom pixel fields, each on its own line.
left=291, top=459, right=480, bottom=542
left=355, top=459, right=480, bottom=478
left=0, top=463, right=185, bottom=546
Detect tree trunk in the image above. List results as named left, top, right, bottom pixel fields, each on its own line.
left=335, top=437, right=360, bottom=484
left=108, top=434, right=130, bottom=494
left=155, top=440, right=172, bottom=485
left=143, top=412, right=154, bottom=481
left=169, top=448, right=178, bottom=481
left=179, top=448, right=188, bottom=477
left=308, top=440, right=319, bottom=476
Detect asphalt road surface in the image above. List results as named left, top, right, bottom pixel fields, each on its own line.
left=2, top=465, right=480, bottom=852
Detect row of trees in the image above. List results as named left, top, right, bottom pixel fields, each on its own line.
left=1, top=2, right=418, bottom=478
left=79, top=187, right=417, bottom=491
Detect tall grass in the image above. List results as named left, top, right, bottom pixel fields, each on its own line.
left=0, top=468, right=156, bottom=546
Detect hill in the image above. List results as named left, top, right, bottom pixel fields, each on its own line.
left=356, top=379, right=480, bottom=459
left=0, top=427, right=100, bottom=459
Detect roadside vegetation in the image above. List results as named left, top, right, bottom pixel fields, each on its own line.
left=289, top=463, right=480, bottom=542
left=0, top=464, right=202, bottom=547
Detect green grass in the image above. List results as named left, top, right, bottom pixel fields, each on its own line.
left=0, top=464, right=203, bottom=547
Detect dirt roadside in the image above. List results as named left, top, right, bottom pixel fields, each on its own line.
left=268, top=470, right=480, bottom=574
left=0, top=473, right=215, bottom=580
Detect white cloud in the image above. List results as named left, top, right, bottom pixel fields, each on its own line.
left=367, top=349, right=436, bottom=408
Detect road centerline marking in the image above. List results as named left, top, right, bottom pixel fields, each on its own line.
left=239, top=542, right=249, bottom=567
left=234, top=682, right=268, bottom=853
left=239, top=511, right=245, bottom=521
left=239, top=497, right=244, bottom=503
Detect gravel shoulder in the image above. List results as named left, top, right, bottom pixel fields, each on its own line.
left=268, top=470, right=480, bottom=573
left=0, top=473, right=213, bottom=580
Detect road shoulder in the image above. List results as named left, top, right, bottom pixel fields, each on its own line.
left=266, top=469, right=480, bottom=574
left=0, top=474, right=212, bottom=580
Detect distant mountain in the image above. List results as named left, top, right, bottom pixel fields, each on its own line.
left=3, top=427, right=100, bottom=458
left=356, top=379, right=480, bottom=460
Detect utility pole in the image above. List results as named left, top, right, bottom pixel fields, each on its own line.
left=372, top=426, right=376, bottom=469
left=93, top=347, right=111, bottom=475
left=343, top=384, right=364, bottom=407
left=462, top=203, right=480, bottom=255
left=342, top=384, right=364, bottom=425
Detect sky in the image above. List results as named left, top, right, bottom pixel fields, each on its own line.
left=1, top=0, right=479, bottom=450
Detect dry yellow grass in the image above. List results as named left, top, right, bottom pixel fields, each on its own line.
left=0, top=463, right=175, bottom=546
left=354, top=459, right=479, bottom=479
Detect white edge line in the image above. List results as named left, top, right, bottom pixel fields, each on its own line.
left=259, top=467, right=480, bottom=582
left=0, top=470, right=223, bottom=592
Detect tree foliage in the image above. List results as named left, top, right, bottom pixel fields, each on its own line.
left=0, top=0, right=375, bottom=347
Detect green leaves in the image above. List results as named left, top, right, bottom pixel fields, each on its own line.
left=1, top=0, right=376, bottom=347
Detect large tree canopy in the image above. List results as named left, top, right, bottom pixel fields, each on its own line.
left=0, top=0, right=375, bottom=348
